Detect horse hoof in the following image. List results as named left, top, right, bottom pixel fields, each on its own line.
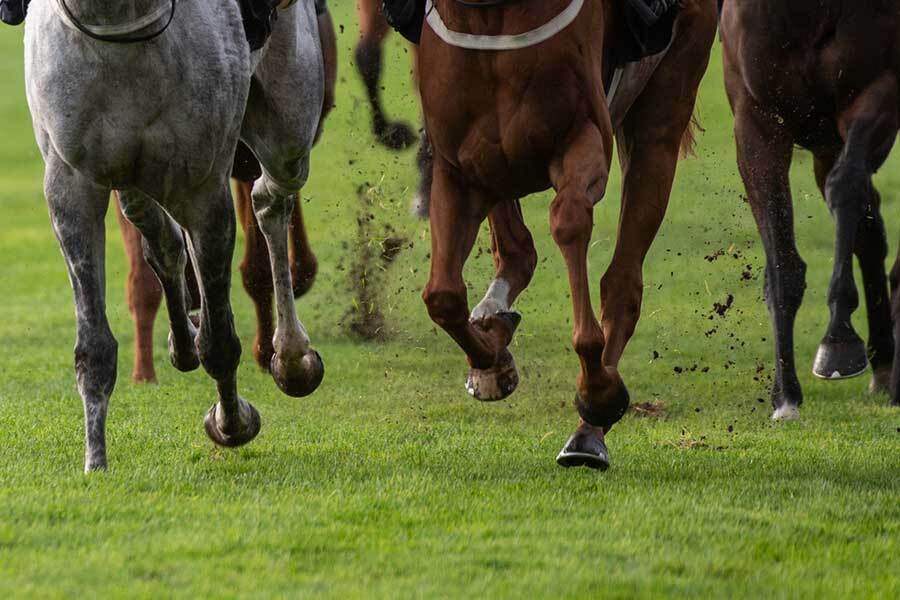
left=813, top=338, right=868, bottom=380
left=771, top=403, right=800, bottom=421
left=556, top=423, right=610, bottom=470
left=375, top=121, right=417, bottom=150
left=167, top=331, right=200, bottom=372
left=204, top=400, right=261, bottom=448
left=466, top=352, right=519, bottom=401
left=271, top=350, right=325, bottom=398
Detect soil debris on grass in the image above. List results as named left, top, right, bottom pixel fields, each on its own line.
left=340, top=185, right=406, bottom=341
left=629, top=401, right=667, bottom=419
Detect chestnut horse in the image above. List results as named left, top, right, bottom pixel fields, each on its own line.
left=417, top=0, right=717, bottom=469
left=721, top=0, right=900, bottom=418
left=118, top=4, right=338, bottom=383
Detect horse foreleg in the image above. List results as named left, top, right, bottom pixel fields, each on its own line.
left=251, top=169, right=324, bottom=398
left=732, top=93, right=806, bottom=420
left=549, top=124, right=624, bottom=471
left=186, top=183, right=260, bottom=448
left=813, top=153, right=893, bottom=394
left=423, top=159, right=521, bottom=400
left=45, top=155, right=118, bottom=472
left=118, top=190, right=200, bottom=374
left=354, top=0, right=416, bottom=150
left=814, top=73, right=898, bottom=382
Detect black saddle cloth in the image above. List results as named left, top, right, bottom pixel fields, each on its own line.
left=383, top=0, right=425, bottom=44
left=616, top=0, right=680, bottom=64
left=383, top=0, right=679, bottom=59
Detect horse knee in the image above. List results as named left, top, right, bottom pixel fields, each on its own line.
left=423, top=286, right=467, bottom=328
left=74, top=327, right=118, bottom=399
left=550, top=192, right=594, bottom=247
left=766, top=252, right=807, bottom=310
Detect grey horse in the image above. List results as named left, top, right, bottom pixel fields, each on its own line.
left=24, top=0, right=325, bottom=472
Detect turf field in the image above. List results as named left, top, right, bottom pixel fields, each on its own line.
left=0, top=5, right=898, bottom=598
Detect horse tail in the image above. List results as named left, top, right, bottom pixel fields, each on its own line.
left=679, top=112, right=704, bottom=159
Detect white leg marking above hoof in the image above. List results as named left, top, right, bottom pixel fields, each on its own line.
left=771, top=404, right=801, bottom=421
left=470, top=278, right=511, bottom=321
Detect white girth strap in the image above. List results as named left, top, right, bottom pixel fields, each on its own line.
left=52, top=0, right=175, bottom=37
left=425, top=0, right=585, bottom=51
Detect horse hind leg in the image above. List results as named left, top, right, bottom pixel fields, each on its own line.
left=118, top=190, right=199, bottom=374
left=466, top=199, right=536, bottom=401
left=813, top=74, right=899, bottom=382
left=45, top=156, right=118, bottom=472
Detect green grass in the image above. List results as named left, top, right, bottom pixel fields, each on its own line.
left=1, top=6, right=898, bottom=598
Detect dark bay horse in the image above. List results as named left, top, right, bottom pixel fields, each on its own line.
left=118, top=4, right=338, bottom=383
left=417, top=0, right=718, bottom=469
left=721, top=0, right=900, bottom=418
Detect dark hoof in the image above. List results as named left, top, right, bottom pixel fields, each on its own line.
left=813, top=337, right=868, bottom=380
left=556, top=423, right=610, bottom=470
left=375, top=121, right=417, bottom=150
left=271, top=350, right=325, bottom=398
left=466, top=351, right=518, bottom=401
left=204, top=400, right=261, bottom=448
left=167, top=330, right=200, bottom=372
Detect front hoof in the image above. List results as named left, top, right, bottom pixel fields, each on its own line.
left=375, top=121, right=417, bottom=150
left=556, top=422, right=610, bottom=470
left=168, top=331, right=200, bottom=372
left=771, top=403, right=800, bottom=421
left=204, top=400, right=261, bottom=448
left=813, top=337, right=868, bottom=380
left=271, top=350, right=325, bottom=398
left=466, top=351, right=518, bottom=401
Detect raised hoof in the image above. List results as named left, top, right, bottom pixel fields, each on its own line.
left=813, top=338, right=868, bottom=380
left=466, top=352, right=518, bottom=402
left=204, top=401, right=261, bottom=448
left=556, top=423, right=610, bottom=470
left=167, top=330, right=200, bottom=372
left=271, top=350, right=325, bottom=398
left=771, top=403, right=801, bottom=421
left=375, top=120, right=417, bottom=150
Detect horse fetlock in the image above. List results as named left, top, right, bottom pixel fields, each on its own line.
left=574, top=368, right=630, bottom=432
left=204, top=398, right=261, bottom=448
